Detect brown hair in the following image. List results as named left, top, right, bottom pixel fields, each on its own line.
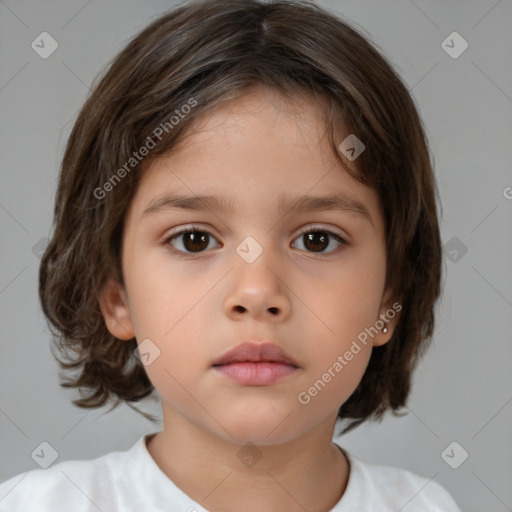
left=39, top=0, right=442, bottom=434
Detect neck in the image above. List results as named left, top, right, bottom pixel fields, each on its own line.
left=146, top=408, right=350, bottom=512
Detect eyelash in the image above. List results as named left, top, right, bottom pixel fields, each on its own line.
left=162, top=224, right=348, bottom=258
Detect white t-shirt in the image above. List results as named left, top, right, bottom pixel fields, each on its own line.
left=0, top=433, right=461, bottom=511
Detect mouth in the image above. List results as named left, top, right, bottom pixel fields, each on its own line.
left=213, top=361, right=297, bottom=385
left=212, top=341, right=299, bottom=386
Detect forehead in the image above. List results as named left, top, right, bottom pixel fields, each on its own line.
left=127, top=87, right=384, bottom=235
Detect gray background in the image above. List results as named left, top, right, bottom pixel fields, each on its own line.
left=1, top=0, right=511, bottom=510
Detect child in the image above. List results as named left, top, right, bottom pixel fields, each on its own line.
left=0, top=0, right=461, bottom=510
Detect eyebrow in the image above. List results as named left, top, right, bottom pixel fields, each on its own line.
left=142, top=192, right=373, bottom=225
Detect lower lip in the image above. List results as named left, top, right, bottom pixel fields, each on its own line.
left=213, top=362, right=298, bottom=385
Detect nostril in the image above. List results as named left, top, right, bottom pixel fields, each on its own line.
left=232, top=305, right=279, bottom=314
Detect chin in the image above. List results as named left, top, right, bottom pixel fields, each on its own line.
left=212, top=408, right=309, bottom=447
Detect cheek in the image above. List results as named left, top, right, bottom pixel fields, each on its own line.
left=132, top=309, right=210, bottom=412
left=125, top=264, right=217, bottom=368
left=124, top=249, right=211, bottom=336
left=299, top=254, right=386, bottom=340
left=296, top=345, right=372, bottom=415
left=292, top=255, right=384, bottom=407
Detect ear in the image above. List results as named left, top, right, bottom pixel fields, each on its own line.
left=98, top=277, right=135, bottom=341
left=372, top=286, right=402, bottom=347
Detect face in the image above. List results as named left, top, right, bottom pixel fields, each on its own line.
left=100, top=86, right=398, bottom=446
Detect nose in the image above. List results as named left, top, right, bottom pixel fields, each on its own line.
left=223, top=247, right=291, bottom=322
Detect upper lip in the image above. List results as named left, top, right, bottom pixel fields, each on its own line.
left=212, top=341, right=299, bottom=367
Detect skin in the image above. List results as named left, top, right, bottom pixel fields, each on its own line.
left=99, top=86, right=399, bottom=512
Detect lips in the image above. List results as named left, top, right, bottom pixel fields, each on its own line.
left=212, top=341, right=299, bottom=386
left=212, top=341, right=299, bottom=368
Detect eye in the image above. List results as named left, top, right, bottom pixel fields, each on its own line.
left=163, top=225, right=347, bottom=257
left=164, top=226, right=220, bottom=254
left=291, top=228, right=347, bottom=254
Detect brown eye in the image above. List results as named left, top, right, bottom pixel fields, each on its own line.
left=166, top=229, right=219, bottom=254
left=292, top=229, right=346, bottom=254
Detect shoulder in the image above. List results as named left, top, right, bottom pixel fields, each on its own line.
left=0, top=446, right=128, bottom=512
left=336, top=447, right=461, bottom=512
